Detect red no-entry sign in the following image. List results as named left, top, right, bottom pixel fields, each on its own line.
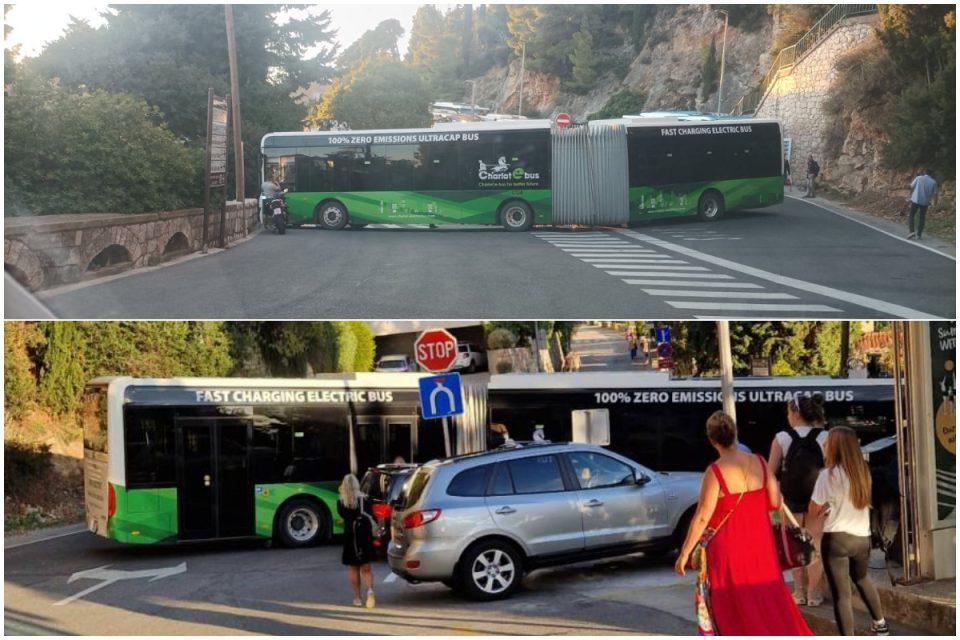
left=555, top=113, right=571, bottom=129
left=414, top=329, right=459, bottom=373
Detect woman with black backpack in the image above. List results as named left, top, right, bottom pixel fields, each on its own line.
left=337, top=474, right=376, bottom=608
left=768, top=394, right=828, bottom=607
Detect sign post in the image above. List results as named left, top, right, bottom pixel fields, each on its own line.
left=202, top=89, right=229, bottom=252
left=418, top=373, right=464, bottom=457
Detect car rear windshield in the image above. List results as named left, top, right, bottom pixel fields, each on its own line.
left=397, top=467, right=431, bottom=509
left=378, top=360, right=407, bottom=369
left=360, top=471, right=387, bottom=501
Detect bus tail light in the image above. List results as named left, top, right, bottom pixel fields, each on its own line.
left=402, top=509, right=440, bottom=529
left=108, top=483, right=117, bottom=518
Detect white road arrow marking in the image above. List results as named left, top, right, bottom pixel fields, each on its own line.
left=56, top=562, right=186, bottom=606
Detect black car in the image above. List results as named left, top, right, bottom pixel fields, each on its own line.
left=360, top=463, right=418, bottom=554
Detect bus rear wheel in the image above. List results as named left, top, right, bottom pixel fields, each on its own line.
left=500, top=201, right=534, bottom=232
left=277, top=498, right=330, bottom=548
left=317, top=202, right=349, bottom=230
left=697, top=191, right=724, bottom=221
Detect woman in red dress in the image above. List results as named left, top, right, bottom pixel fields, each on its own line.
left=675, top=411, right=812, bottom=635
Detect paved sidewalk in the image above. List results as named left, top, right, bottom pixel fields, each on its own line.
left=569, top=324, right=651, bottom=371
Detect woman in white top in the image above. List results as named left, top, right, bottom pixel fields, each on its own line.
left=810, top=427, right=888, bottom=635
left=768, top=395, right=828, bottom=606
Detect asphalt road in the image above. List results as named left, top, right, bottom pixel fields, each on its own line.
left=40, top=197, right=955, bottom=319
left=5, top=527, right=697, bottom=635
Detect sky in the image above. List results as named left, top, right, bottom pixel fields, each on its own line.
left=4, top=4, right=432, bottom=60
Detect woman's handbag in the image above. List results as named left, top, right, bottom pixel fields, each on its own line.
left=773, top=505, right=817, bottom=571
left=689, top=491, right=744, bottom=636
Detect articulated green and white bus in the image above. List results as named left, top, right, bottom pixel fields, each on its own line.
left=82, top=375, right=452, bottom=547
left=260, top=117, right=783, bottom=230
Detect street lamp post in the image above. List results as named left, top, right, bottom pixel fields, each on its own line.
left=518, top=42, right=525, bottom=117
left=465, top=80, right=477, bottom=115
left=716, top=9, right=729, bottom=115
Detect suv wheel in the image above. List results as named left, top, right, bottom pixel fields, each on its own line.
left=459, top=541, right=523, bottom=600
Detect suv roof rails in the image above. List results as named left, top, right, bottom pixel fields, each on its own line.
left=438, top=440, right=571, bottom=465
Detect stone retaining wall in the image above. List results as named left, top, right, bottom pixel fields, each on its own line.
left=755, top=15, right=878, bottom=168
left=4, top=199, right=259, bottom=291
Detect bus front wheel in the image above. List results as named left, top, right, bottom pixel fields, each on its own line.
left=277, top=498, right=330, bottom=548
left=697, top=191, right=725, bottom=221
left=500, top=201, right=534, bottom=232
left=317, top=202, right=349, bottom=230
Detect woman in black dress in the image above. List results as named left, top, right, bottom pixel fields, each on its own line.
left=337, top=474, right=376, bottom=608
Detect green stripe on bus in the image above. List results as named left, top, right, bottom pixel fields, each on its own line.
left=109, top=485, right=178, bottom=544
left=254, top=482, right=343, bottom=538
left=284, top=189, right=552, bottom=225
left=629, top=176, right=784, bottom=221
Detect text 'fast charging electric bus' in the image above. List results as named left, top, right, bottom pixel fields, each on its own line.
left=84, top=372, right=890, bottom=548
left=259, top=116, right=784, bottom=231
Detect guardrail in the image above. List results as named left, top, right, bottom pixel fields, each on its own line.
left=731, top=4, right=877, bottom=116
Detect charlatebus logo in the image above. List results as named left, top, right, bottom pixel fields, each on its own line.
left=478, top=156, right=540, bottom=182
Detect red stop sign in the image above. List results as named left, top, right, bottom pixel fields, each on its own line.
left=414, top=329, right=459, bottom=373
left=555, top=113, right=571, bottom=129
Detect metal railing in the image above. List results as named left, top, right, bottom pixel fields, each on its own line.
left=731, top=3, right=877, bottom=116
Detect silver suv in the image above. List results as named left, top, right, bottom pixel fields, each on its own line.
left=387, top=442, right=701, bottom=600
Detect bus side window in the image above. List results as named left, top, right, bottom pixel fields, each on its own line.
left=124, top=407, right=176, bottom=487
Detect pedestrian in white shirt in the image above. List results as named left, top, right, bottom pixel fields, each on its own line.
left=809, top=427, right=889, bottom=636
left=907, top=169, right=938, bottom=240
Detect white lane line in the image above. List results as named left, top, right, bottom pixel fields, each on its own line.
left=384, top=572, right=398, bottom=583
left=595, top=265, right=712, bottom=272
left=605, top=271, right=730, bottom=278
left=548, top=243, right=634, bottom=247
left=588, top=260, right=690, bottom=266
left=571, top=253, right=671, bottom=259
left=563, top=249, right=660, bottom=253
left=619, top=230, right=940, bottom=319
left=666, top=301, right=841, bottom=312
left=621, top=279, right=763, bottom=288
left=641, top=289, right=798, bottom=299
left=786, top=194, right=956, bottom=261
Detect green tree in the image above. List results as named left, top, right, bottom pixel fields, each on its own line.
left=566, top=19, right=597, bottom=94
left=406, top=5, right=461, bottom=98
left=226, top=322, right=376, bottom=377
left=336, top=19, right=404, bottom=71
left=589, top=89, right=647, bottom=120
left=505, top=5, right=540, bottom=55
left=4, top=74, right=203, bottom=216
left=4, top=322, right=44, bottom=420
left=30, top=5, right=338, bottom=198
left=310, top=57, right=432, bottom=130
left=37, top=323, right=87, bottom=416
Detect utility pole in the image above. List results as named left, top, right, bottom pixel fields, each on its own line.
left=532, top=321, right=541, bottom=373
left=717, top=321, right=737, bottom=423
left=716, top=9, right=729, bottom=115
left=225, top=5, right=244, bottom=204
left=518, top=42, right=525, bottom=117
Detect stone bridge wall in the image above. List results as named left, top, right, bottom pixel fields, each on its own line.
left=4, top=199, right=259, bottom=291
left=755, top=15, right=878, bottom=169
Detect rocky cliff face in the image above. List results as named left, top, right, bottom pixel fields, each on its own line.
left=470, top=6, right=774, bottom=118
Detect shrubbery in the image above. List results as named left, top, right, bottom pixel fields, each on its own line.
left=588, top=89, right=647, bottom=120
left=4, top=75, right=203, bottom=216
